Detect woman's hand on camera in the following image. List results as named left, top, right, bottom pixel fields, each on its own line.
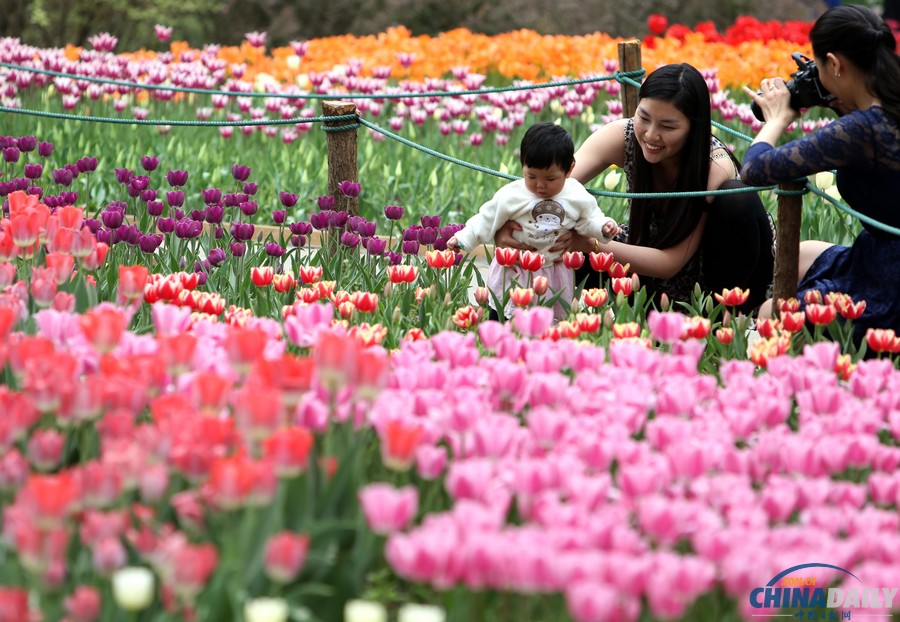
left=743, top=78, right=797, bottom=126
left=493, top=220, right=536, bottom=251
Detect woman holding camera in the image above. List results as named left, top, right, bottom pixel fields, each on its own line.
left=743, top=3, right=900, bottom=339
left=494, top=63, right=775, bottom=314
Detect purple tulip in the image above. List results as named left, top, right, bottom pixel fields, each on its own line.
left=279, top=192, right=298, bottom=208
left=421, top=215, right=441, bottom=228
left=265, top=242, right=285, bottom=257
left=64, top=164, right=80, bottom=180
left=223, top=193, right=241, bottom=207
left=131, top=176, right=150, bottom=191
left=309, top=212, right=330, bottom=230
left=2, top=148, right=19, bottom=163
left=166, top=190, right=185, bottom=207
left=13, top=177, right=28, bottom=191
left=441, top=224, right=463, bottom=239
left=215, top=226, right=225, bottom=240
left=95, top=228, right=112, bottom=245
left=147, top=200, right=165, bottom=217
left=190, top=209, right=207, bottom=222
left=114, top=168, right=134, bottom=184
left=174, top=209, right=185, bottom=220
left=357, top=221, right=377, bottom=238
left=433, top=237, right=447, bottom=251
left=27, top=186, right=43, bottom=198
left=38, top=141, right=54, bottom=157
left=208, top=248, right=227, bottom=266
left=230, top=242, right=246, bottom=256
left=366, top=236, right=386, bottom=256
left=347, top=215, right=365, bottom=232
left=76, top=157, right=98, bottom=173
left=231, top=164, right=251, bottom=182
left=230, top=221, right=254, bottom=241
left=289, top=221, right=312, bottom=236
left=16, top=136, right=36, bottom=152
left=175, top=218, right=202, bottom=239
left=141, top=189, right=158, bottom=202
left=0, top=182, right=9, bottom=197
left=337, top=180, right=361, bottom=198
left=385, top=251, right=402, bottom=265
left=24, top=164, right=43, bottom=180
left=402, top=240, right=420, bottom=255
left=166, top=169, right=189, bottom=187
left=42, top=195, right=58, bottom=207
left=101, top=208, right=124, bottom=229
left=140, top=156, right=159, bottom=172
left=340, top=231, right=360, bottom=248
left=316, top=195, right=335, bottom=211
left=84, top=218, right=102, bottom=233
left=328, top=211, right=349, bottom=229
left=193, top=266, right=209, bottom=286
left=290, top=235, right=307, bottom=248
left=272, top=210, right=286, bottom=225
left=206, top=205, right=224, bottom=224
left=139, top=233, right=164, bottom=253
left=416, top=227, right=438, bottom=246
left=60, top=191, right=78, bottom=206
left=402, top=226, right=421, bottom=241
left=239, top=201, right=258, bottom=217
left=52, top=168, right=74, bottom=187
left=0, top=136, right=13, bottom=149
left=202, top=188, right=222, bottom=204
left=384, top=204, right=404, bottom=220
left=126, top=182, right=143, bottom=198
left=119, top=224, right=143, bottom=245
left=157, top=218, right=176, bottom=233
left=242, top=182, right=258, bottom=196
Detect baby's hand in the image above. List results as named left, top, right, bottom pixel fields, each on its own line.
left=446, top=236, right=460, bottom=251
left=601, top=221, right=620, bottom=239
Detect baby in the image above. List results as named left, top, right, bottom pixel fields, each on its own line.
left=448, top=122, right=619, bottom=319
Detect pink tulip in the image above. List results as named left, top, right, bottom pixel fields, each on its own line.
left=445, top=459, right=497, bottom=503
left=264, top=531, right=309, bottom=583
left=476, top=320, right=511, bottom=351
left=26, top=428, right=65, bottom=471
left=647, top=310, right=684, bottom=344
left=566, top=581, right=639, bottom=622
left=359, top=483, right=418, bottom=535
left=151, top=302, right=192, bottom=335
left=65, top=585, right=102, bottom=622
left=92, top=537, right=127, bottom=575
left=512, top=306, right=553, bottom=339
left=415, top=444, right=447, bottom=480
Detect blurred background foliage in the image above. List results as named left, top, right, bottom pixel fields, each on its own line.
left=2, top=0, right=879, bottom=50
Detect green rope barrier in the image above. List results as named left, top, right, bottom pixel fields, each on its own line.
left=0, top=61, right=645, bottom=102
left=806, top=182, right=900, bottom=237
left=358, top=117, right=518, bottom=181
left=0, top=105, right=356, bottom=127
left=322, top=123, right=360, bottom=132
left=711, top=119, right=755, bottom=144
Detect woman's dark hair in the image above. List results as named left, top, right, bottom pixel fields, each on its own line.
left=519, top=122, right=575, bottom=171
left=811, top=4, right=900, bottom=122
left=629, top=63, right=711, bottom=249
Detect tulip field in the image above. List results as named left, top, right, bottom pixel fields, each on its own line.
left=1, top=16, right=900, bottom=622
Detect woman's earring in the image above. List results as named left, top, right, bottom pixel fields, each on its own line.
left=835, top=72, right=841, bottom=78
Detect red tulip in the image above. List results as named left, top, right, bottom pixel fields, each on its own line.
left=251, top=266, right=274, bottom=287
left=647, top=13, right=669, bottom=35
left=714, top=287, right=750, bottom=308
left=588, top=251, right=615, bottom=272
left=805, top=303, right=837, bottom=325
left=380, top=419, right=423, bottom=472
left=118, top=265, right=149, bottom=302
left=519, top=250, right=545, bottom=272
left=263, top=427, right=314, bottom=476
left=494, top=247, right=519, bottom=267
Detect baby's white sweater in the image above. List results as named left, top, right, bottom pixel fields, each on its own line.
left=454, top=178, right=614, bottom=263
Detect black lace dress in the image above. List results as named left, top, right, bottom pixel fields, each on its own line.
left=742, top=105, right=900, bottom=338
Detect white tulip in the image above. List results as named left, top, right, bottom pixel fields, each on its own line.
left=814, top=171, right=835, bottom=190
left=824, top=185, right=842, bottom=201
left=344, top=599, right=387, bottom=622
left=244, top=597, right=290, bottom=622
left=398, top=603, right=447, bottom=622
left=603, top=169, right=622, bottom=190
left=111, top=567, right=155, bottom=612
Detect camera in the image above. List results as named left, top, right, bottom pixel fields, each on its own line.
left=751, top=52, right=835, bottom=121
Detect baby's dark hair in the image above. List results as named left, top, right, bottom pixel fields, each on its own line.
left=519, top=122, right=575, bottom=171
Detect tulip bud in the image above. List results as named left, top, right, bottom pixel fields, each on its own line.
left=392, top=306, right=402, bottom=323
left=602, top=307, right=615, bottom=329
left=383, top=280, right=393, bottom=298
left=345, top=600, right=387, bottom=622
left=722, top=310, right=732, bottom=328
left=532, top=275, right=549, bottom=296
left=244, top=597, right=289, bottom=622
left=659, top=292, right=670, bottom=311
left=474, top=286, right=489, bottom=305
left=631, top=272, right=641, bottom=292
left=111, top=567, right=155, bottom=612
left=705, top=295, right=714, bottom=315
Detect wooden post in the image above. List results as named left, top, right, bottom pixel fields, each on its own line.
left=323, top=100, right=359, bottom=215
left=617, top=39, right=642, bottom=118
left=772, top=181, right=804, bottom=307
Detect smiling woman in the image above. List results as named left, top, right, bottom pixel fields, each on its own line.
left=495, top=63, right=776, bottom=314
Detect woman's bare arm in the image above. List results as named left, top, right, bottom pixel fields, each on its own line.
left=571, top=118, right=629, bottom=184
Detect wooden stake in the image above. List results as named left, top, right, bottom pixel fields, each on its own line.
left=772, top=181, right=804, bottom=307
left=617, top=39, right=642, bottom=118
left=323, top=100, right=359, bottom=215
